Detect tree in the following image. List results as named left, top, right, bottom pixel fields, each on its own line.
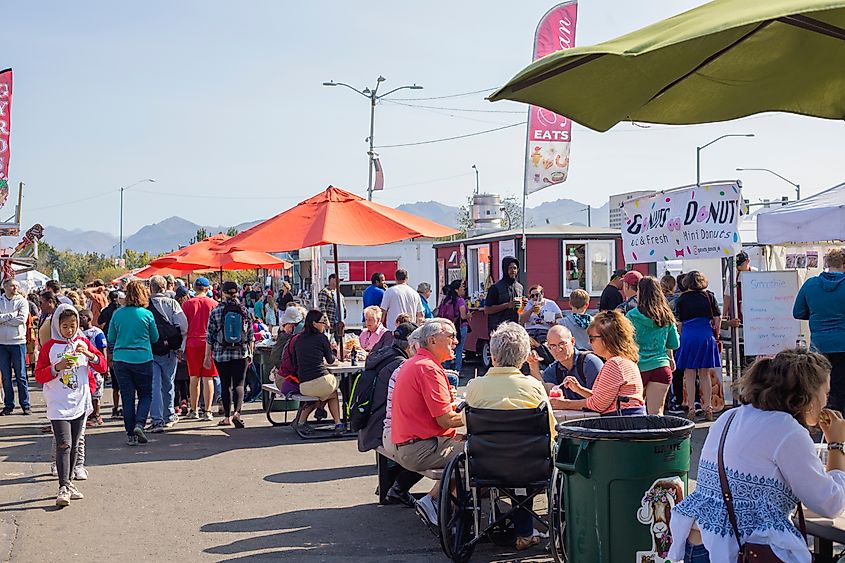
left=191, top=227, right=209, bottom=244
left=226, top=227, right=239, bottom=237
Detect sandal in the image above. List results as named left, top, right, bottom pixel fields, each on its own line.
left=232, top=416, right=245, bottom=429
left=217, top=419, right=231, bottom=426
left=515, top=536, right=541, bottom=551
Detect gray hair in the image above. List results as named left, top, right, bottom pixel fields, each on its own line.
left=408, top=326, right=423, bottom=349
left=417, top=282, right=431, bottom=294
left=363, top=305, right=382, bottom=321
left=548, top=324, right=572, bottom=341
left=489, top=322, right=531, bottom=368
left=149, top=275, right=167, bottom=294
left=418, top=317, right=454, bottom=349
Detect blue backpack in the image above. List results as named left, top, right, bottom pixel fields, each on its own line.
left=221, top=302, right=246, bottom=347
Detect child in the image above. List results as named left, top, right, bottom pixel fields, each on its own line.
left=35, top=304, right=107, bottom=507
left=558, top=289, right=593, bottom=351
left=79, top=309, right=107, bottom=426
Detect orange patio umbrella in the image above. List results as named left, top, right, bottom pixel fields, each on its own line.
left=150, top=234, right=290, bottom=279
left=219, top=186, right=459, bottom=357
left=134, top=264, right=191, bottom=280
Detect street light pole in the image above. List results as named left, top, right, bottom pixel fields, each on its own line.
left=323, top=76, right=423, bottom=201
left=472, top=164, right=479, bottom=194
left=736, top=167, right=801, bottom=200
left=119, top=178, right=156, bottom=258
left=696, top=133, right=755, bottom=185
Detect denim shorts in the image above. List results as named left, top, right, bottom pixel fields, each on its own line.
left=684, top=541, right=710, bottom=563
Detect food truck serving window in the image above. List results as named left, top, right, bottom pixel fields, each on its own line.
left=466, top=244, right=491, bottom=298
left=561, top=240, right=615, bottom=297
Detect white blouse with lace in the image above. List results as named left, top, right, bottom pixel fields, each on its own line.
left=668, top=405, right=845, bottom=563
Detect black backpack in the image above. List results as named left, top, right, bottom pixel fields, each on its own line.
left=148, top=301, right=183, bottom=356
left=348, top=346, right=401, bottom=431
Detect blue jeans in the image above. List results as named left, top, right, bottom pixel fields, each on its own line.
left=0, top=343, right=29, bottom=410
left=445, top=325, right=469, bottom=373
left=113, top=361, right=153, bottom=437
left=150, top=353, right=178, bottom=425
left=684, top=541, right=710, bottom=562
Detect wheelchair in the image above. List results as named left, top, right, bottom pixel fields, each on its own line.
left=437, top=403, right=553, bottom=562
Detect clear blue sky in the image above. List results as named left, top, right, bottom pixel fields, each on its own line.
left=5, top=1, right=843, bottom=235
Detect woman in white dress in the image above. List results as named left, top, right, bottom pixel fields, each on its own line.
left=668, top=349, right=845, bottom=562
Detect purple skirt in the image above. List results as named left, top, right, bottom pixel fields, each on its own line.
left=676, top=317, right=721, bottom=370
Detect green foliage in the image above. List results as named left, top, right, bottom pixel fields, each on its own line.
left=456, top=193, right=528, bottom=237
left=34, top=242, right=165, bottom=287
left=226, top=227, right=239, bottom=237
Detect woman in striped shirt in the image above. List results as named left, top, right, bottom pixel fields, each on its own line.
left=558, top=310, right=646, bottom=416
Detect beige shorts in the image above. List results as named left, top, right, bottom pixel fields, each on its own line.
left=394, top=435, right=464, bottom=473
left=298, top=374, right=338, bottom=401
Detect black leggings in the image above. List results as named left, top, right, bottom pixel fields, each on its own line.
left=217, top=359, right=247, bottom=417
left=52, top=414, right=86, bottom=487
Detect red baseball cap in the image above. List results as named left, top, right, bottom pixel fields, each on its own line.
left=622, top=271, right=643, bottom=286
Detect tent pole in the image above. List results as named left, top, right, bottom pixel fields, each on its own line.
left=333, top=243, right=344, bottom=361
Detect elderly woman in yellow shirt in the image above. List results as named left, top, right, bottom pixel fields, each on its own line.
left=465, top=321, right=556, bottom=551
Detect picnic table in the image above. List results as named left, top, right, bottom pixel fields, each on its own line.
left=554, top=409, right=597, bottom=422
left=801, top=508, right=845, bottom=563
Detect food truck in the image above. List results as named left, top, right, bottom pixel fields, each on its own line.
left=433, top=225, right=633, bottom=366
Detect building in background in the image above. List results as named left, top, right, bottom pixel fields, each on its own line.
left=608, top=190, right=657, bottom=230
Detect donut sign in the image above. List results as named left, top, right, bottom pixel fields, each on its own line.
left=621, top=182, right=743, bottom=264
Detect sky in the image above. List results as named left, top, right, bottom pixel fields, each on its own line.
left=4, top=1, right=844, bottom=235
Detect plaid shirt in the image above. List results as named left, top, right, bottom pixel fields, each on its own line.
left=318, top=287, right=345, bottom=326
left=206, top=299, right=254, bottom=363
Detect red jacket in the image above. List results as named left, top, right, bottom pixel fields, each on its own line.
left=35, top=336, right=107, bottom=395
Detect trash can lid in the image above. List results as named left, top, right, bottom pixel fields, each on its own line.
left=556, top=415, right=696, bottom=441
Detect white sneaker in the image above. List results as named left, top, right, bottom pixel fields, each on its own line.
left=67, top=483, right=84, bottom=500
left=72, top=466, right=88, bottom=481
left=185, top=410, right=199, bottom=420
left=56, top=486, right=70, bottom=507
left=415, top=494, right=439, bottom=529
left=203, top=411, right=213, bottom=422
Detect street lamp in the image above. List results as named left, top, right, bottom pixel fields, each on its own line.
left=119, top=178, right=156, bottom=258
left=472, top=164, right=480, bottom=194
left=735, top=167, right=801, bottom=200
left=323, top=76, right=423, bottom=201
left=696, top=134, right=755, bottom=185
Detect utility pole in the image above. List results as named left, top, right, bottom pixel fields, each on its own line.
left=472, top=164, right=479, bottom=194
left=323, top=77, right=423, bottom=201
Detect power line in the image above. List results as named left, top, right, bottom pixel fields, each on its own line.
left=383, top=172, right=474, bottom=190
left=388, top=87, right=497, bottom=101
left=385, top=100, right=525, bottom=114
left=374, top=122, right=526, bottom=149
left=28, top=189, right=116, bottom=211
left=381, top=100, right=517, bottom=126
left=133, top=189, right=300, bottom=201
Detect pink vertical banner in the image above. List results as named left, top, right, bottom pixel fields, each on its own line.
left=524, top=3, right=577, bottom=195
left=0, top=68, right=11, bottom=208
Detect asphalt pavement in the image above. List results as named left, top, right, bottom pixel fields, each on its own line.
left=0, top=365, right=710, bottom=563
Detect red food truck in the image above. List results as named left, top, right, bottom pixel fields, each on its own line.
left=433, top=225, right=643, bottom=367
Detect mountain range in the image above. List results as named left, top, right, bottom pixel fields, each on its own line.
left=42, top=198, right=609, bottom=255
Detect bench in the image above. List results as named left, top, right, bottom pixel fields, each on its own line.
left=261, top=383, right=321, bottom=427
left=374, top=444, right=442, bottom=504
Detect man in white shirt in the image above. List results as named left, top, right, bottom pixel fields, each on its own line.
left=0, top=279, right=31, bottom=415
left=381, top=269, right=424, bottom=330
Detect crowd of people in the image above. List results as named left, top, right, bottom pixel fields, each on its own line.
left=7, top=246, right=845, bottom=562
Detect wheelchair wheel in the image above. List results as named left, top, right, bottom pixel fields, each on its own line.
left=439, top=452, right=475, bottom=563
left=549, top=467, right=568, bottom=562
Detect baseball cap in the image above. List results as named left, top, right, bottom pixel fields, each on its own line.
left=622, top=270, right=643, bottom=286
left=194, top=276, right=211, bottom=288
left=175, top=286, right=189, bottom=300
left=280, top=306, right=304, bottom=325
left=610, top=269, right=627, bottom=280
left=736, top=251, right=749, bottom=267
left=221, top=281, right=239, bottom=294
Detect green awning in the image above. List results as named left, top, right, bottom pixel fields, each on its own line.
left=490, top=0, right=845, bottom=131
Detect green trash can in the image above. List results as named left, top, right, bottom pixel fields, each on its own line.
left=551, top=415, right=695, bottom=562
left=255, top=346, right=300, bottom=413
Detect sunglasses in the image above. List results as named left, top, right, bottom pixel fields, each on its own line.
left=530, top=293, right=541, bottom=299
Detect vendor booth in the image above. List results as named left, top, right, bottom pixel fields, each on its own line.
left=433, top=224, right=624, bottom=366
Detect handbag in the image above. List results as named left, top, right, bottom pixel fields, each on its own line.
left=718, top=410, right=811, bottom=562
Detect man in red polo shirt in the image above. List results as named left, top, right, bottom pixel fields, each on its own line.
left=392, top=318, right=463, bottom=530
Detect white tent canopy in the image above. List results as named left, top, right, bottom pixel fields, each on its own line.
left=757, top=181, right=845, bottom=245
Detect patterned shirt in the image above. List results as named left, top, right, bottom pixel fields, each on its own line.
left=318, top=287, right=345, bottom=326
left=206, top=299, right=254, bottom=363
left=585, top=356, right=644, bottom=414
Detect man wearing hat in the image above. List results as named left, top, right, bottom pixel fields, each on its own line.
left=270, top=306, right=305, bottom=391
left=725, top=250, right=756, bottom=327
left=599, top=269, right=627, bottom=311
left=181, top=277, right=219, bottom=421
left=616, top=270, right=643, bottom=314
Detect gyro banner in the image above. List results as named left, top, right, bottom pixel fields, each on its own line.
left=621, top=182, right=742, bottom=263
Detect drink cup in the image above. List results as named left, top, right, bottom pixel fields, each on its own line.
left=549, top=386, right=563, bottom=399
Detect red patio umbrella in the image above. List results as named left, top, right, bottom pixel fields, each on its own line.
left=150, top=234, right=290, bottom=278
left=219, top=186, right=460, bottom=358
